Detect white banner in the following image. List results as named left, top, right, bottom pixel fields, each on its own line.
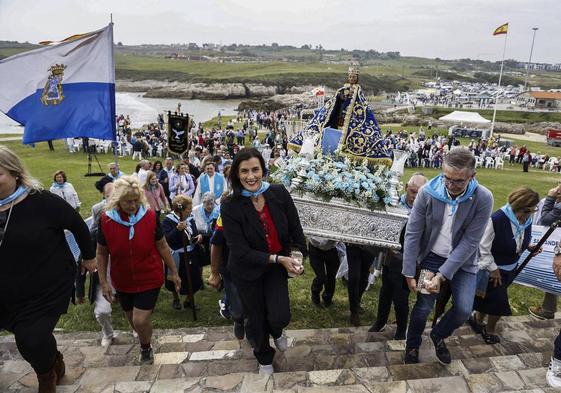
left=514, top=225, right=561, bottom=295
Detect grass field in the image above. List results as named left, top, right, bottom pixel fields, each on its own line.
left=1, top=135, right=559, bottom=333
left=416, top=107, right=561, bottom=124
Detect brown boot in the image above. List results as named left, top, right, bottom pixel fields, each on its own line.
left=53, top=351, right=65, bottom=383
left=37, top=367, right=56, bottom=393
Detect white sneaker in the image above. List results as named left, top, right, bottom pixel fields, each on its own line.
left=547, top=357, right=561, bottom=387
left=101, top=336, right=114, bottom=348
left=274, top=333, right=288, bottom=352
left=258, top=364, right=274, bottom=376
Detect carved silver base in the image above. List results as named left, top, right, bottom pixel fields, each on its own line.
left=292, top=193, right=408, bottom=249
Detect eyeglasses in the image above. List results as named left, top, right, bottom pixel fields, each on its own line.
left=443, top=175, right=471, bottom=186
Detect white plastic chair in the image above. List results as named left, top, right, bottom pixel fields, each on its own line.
left=494, top=157, right=504, bottom=170
left=475, top=156, right=483, bottom=168
left=485, top=157, right=494, bottom=169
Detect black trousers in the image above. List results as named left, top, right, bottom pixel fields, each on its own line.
left=309, top=245, right=340, bottom=303
left=234, top=265, right=290, bottom=365
left=375, top=258, right=410, bottom=333
left=12, top=315, right=60, bottom=374
left=346, top=245, right=372, bottom=314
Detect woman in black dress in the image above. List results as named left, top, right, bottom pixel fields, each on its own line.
left=472, top=187, right=540, bottom=344
left=221, top=148, right=307, bottom=375
left=0, top=145, right=96, bottom=392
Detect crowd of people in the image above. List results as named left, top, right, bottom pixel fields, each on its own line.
left=5, top=137, right=561, bottom=392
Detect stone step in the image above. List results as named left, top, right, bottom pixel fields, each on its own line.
left=1, top=347, right=554, bottom=392
left=3, top=365, right=553, bottom=392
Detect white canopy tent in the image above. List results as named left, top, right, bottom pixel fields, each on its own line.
left=438, top=111, right=491, bottom=124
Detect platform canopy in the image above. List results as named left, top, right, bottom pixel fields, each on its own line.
left=438, top=111, right=491, bottom=124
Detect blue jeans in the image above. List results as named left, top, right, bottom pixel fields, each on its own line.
left=222, top=270, right=244, bottom=323
left=406, top=267, right=476, bottom=349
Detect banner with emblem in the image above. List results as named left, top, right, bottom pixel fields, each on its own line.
left=514, top=225, right=561, bottom=295
left=0, top=24, right=116, bottom=144
left=167, top=111, right=190, bottom=155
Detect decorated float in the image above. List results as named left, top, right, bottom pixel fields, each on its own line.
left=273, top=66, right=408, bottom=249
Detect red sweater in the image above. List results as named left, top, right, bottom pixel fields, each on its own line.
left=100, top=209, right=164, bottom=293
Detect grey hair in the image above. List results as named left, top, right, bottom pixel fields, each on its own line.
left=444, top=147, right=475, bottom=172
left=202, top=191, right=216, bottom=204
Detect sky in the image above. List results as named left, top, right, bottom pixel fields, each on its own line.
left=1, top=0, right=560, bottom=63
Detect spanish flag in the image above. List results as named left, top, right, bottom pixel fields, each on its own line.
left=493, top=23, right=509, bottom=36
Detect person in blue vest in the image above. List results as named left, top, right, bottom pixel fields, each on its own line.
left=470, top=187, right=540, bottom=344
left=193, top=161, right=227, bottom=206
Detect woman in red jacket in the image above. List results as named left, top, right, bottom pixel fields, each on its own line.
left=97, top=176, right=181, bottom=365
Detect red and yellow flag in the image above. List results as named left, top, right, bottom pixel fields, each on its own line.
left=493, top=23, right=509, bottom=36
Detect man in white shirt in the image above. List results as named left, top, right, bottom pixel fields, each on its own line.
left=137, top=160, right=151, bottom=186
left=193, top=162, right=227, bottom=206
left=401, top=147, right=493, bottom=365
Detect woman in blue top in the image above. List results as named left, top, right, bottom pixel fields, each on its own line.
left=472, top=187, right=540, bottom=344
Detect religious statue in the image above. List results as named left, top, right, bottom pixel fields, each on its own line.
left=289, top=64, right=392, bottom=166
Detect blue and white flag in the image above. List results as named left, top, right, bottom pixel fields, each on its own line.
left=514, top=225, right=561, bottom=296
left=0, top=24, right=116, bottom=144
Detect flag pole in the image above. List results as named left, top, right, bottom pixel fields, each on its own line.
left=490, top=31, right=508, bottom=138
left=109, top=15, right=119, bottom=167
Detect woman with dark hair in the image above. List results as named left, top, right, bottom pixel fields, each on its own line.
left=152, top=160, right=163, bottom=178
left=221, top=148, right=307, bottom=375
left=49, top=170, right=81, bottom=211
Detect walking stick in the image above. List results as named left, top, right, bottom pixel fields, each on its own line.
left=178, top=203, right=197, bottom=321
left=506, top=219, right=561, bottom=288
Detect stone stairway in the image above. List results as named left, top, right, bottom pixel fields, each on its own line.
left=1, top=315, right=560, bottom=393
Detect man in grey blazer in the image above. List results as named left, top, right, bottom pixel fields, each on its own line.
left=402, top=147, right=493, bottom=364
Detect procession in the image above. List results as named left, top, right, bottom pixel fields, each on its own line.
left=2, top=2, right=561, bottom=393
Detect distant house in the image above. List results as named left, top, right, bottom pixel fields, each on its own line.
left=516, top=91, right=561, bottom=109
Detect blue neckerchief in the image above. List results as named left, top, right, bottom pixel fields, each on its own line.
left=108, top=171, right=123, bottom=180
left=200, top=205, right=220, bottom=228
left=0, top=185, right=28, bottom=207
left=424, top=174, right=478, bottom=215
left=51, top=182, right=66, bottom=189
left=165, top=212, right=195, bottom=251
left=500, top=203, right=532, bottom=240
left=241, top=181, right=270, bottom=198
left=200, top=173, right=225, bottom=199
left=399, top=194, right=412, bottom=214
left=105, top=205, right=147, bottom=240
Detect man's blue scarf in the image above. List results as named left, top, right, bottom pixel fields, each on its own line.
left=501, top=203, right=532, bottom=239
left=0, top=185, right=28, bottom=207
left=106, top=205, right=147, bottom=240
left=200, top=173, right=224, bottom=199
left=241, top=181, right=270, bottom=198
left=399, top=194, right=412, bottom=214
left=108, top=171, right=123, bottom=180
left=424, top=174, right=478, bottom=215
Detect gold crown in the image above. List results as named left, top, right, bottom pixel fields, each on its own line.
left=48, top=64, right=67, bottom=76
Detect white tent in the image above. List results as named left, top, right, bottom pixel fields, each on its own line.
left=438, top=111, right=491, bottom=124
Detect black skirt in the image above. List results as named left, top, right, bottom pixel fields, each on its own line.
left=164, top=250, right=203, bottom=295
left=473, top=268, right=516, bottom=316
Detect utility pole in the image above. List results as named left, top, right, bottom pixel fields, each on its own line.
left=524, top=27, right=539, bottom=91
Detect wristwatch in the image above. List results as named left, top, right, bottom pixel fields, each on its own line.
left=554, top=245, right=561, bottom=256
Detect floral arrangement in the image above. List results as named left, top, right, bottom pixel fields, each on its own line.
left=272, top=153, right=394, bottom=208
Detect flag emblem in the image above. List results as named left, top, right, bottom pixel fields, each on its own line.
left=40, top=64, right=67, bottom=106
left=493, top=23, right=508, bottom=36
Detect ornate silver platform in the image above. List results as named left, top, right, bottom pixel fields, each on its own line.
left=292, top=194, right=408, bottom=249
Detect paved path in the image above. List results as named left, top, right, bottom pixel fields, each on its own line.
left=0, top=136, right=22, bottom=142
left=0, top=315, right=558, bottom=392
left=506, top=132, right=546, bottom=143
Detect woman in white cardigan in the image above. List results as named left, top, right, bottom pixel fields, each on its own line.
left=50, top=170, right=81, bottom=211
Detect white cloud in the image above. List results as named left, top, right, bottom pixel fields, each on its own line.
left=0, top=0, right=559, bottom=62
